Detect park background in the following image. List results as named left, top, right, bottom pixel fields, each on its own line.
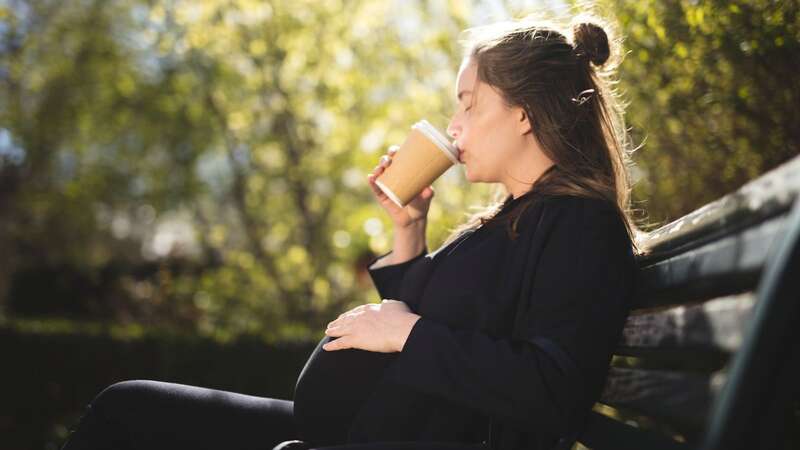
left=0, top=0, right=798, bottom=448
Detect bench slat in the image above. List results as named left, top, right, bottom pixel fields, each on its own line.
left=632, top=214, right=787, bottom=309
left=639, top=155, right=800, bottom=257
left=580, top=410, right=687, bottom=450
left=618, top=292, right=756, bottom=355
left=599, top=367, right=728, bottom=431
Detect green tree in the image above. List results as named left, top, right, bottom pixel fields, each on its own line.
left=594, top=0, right=800, bottom=223
left=6, top=0, right=796, bottom=343
left=0, top=0, right=483, bottom=342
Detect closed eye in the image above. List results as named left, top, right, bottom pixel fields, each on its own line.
left=454, top=100, right=473, bottom=114
left=453, top=104, right=470, bottom=115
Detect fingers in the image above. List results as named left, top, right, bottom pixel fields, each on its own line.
left=368, top=145, right=402, bottom=203
left=384, top=146, right=399, bottom=166
left=330, top=315, right=346, bottom=326
left=367, top=165, right=386, bottom=196
left=323, top=336, right=349, bottom=351
left=325, top=323, right=345, bottom=336
left=368, top=145, right=399, bottom=180
left=367, top=173, right=385, bottom=199
left=329, top=305, right=366, bottom=328
left=323, top=302, right=382, bottom=351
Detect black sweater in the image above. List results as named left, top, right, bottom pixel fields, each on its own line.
left=293, top=193, right=636, bottom=450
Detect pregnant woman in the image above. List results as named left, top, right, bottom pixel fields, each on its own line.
left=60, top=13, right=643, bottom=450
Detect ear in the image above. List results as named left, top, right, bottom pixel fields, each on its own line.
left=517, top=108, right=532, bottom=135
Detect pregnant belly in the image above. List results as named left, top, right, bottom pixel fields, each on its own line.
left=293, top=335, right=398, bottom=446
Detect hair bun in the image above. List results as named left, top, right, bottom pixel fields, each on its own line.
left=572, top=22, right=610, bottom=66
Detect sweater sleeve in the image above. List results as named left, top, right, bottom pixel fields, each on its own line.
left=366, top=246, right=428, bottom=300
left=383, top=198, right=636, bottom=436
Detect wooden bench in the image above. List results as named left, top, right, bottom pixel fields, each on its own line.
left=578, top=154, right=800, bottom=450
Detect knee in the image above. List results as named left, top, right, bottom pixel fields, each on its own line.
left=61, top=381, right=158, bottom=449
left=89, top=380, right=158, bottom=415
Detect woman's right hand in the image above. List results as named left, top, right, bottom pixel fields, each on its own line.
left=367, top=145, right=435, bottom=229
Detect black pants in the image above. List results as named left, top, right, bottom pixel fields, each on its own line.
left=59, top=379, right=489, bottom=450
left=59, top=380, right=297, bottom=450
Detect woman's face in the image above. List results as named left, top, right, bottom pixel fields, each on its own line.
left=447, top=58, right=553, bottom=198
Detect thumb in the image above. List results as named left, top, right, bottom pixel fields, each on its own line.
left=420, top=186, right=435, bottom=199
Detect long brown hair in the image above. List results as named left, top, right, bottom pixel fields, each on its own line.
left=441, top=12, right=652, bottom=256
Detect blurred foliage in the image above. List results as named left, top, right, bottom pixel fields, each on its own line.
left=1, top=0, right=798, bottom=343
left=0, top=0, right=480, bottom=342
left=593, top=0, right=800, bottom=222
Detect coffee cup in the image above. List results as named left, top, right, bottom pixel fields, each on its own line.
left=374, top=120, right=458, bottom=208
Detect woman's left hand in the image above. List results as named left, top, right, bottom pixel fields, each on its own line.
left=323, top=299, right=421, bottom=353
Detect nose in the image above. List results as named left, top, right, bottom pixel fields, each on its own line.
left=446, top=116, right=460, bottom=141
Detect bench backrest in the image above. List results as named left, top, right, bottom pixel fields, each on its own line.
left=578, top=155, right=800, bottom=450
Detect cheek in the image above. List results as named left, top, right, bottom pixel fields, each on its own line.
left=487, top=112, right=521, bottom=154
left=465, top=119, right=494, bottom=151
left=462, top=109, right=514, bottom=167
left=461, top=116, right=487, bottom=150
left=494, top=128, right=518, bottom=156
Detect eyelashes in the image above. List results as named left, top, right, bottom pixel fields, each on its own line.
left=452, top=102, right=473, bottom=115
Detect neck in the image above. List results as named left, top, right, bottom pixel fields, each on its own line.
left=506, top=161, right=555, bottom=199
left=504, top=136, right=555, bottom=199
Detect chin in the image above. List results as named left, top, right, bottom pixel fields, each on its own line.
left=463, top=166, right=475, bottom=182
left=463, top=167, right=482, bottom=183
left=464, top=170, right=486, bottom=183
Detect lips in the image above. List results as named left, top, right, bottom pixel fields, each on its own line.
left=454, top=142, right=465, bottom=163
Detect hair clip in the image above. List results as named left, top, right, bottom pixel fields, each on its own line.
left=571, top=88, right=595, bottom=106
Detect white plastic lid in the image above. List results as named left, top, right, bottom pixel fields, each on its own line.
left=411, top=120, right=458, bottom=164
